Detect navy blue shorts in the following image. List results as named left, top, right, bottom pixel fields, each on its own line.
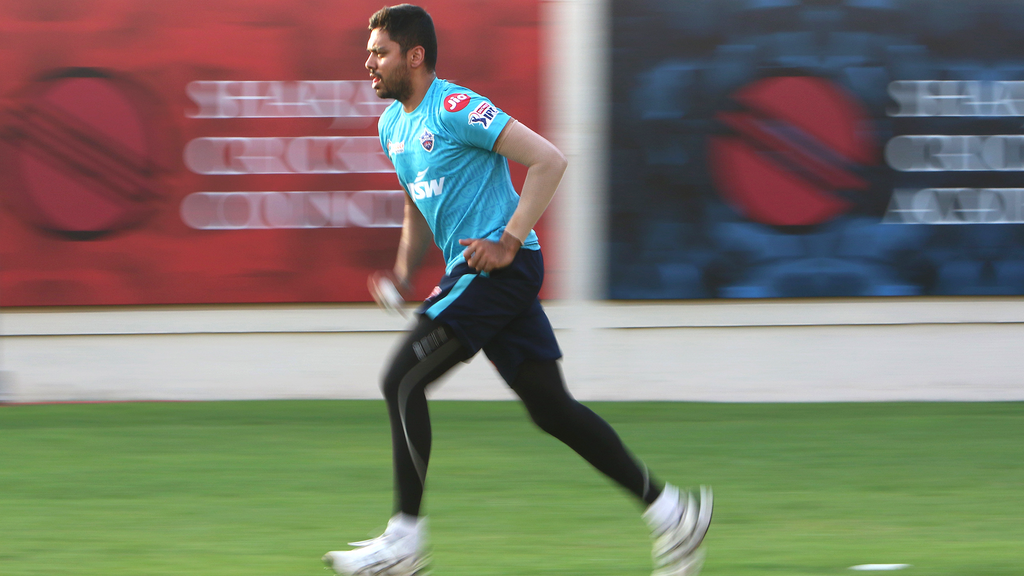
left=417, top=248, right=562, bottom=384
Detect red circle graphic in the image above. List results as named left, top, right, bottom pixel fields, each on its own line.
left=708, top=76, right=877, bottom=227
left=0, top=68, right=171, bottom=238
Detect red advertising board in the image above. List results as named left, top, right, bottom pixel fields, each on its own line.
left=0, top=0, right=541, bottom=306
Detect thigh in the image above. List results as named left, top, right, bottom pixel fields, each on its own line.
left=483, top=299, right=562, bottom=384
left=382, top=315, right=471, bottom=395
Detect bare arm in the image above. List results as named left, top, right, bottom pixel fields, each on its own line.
left=393, top=193, right=434, bottom=288
left=459, top=119, right=568, bottom=272
left=495, top=119, right=568, bottom=242
left=368, top=193, right=432, bottom=307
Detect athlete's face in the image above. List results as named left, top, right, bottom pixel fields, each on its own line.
left=365, top=29, right=413, bottom=102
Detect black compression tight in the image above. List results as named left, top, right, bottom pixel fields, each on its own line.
left=381, top=317, right=471, bottom=517
left=381, top=316, right=661, bottom=517
left=508, top=359, right=662, bottom=506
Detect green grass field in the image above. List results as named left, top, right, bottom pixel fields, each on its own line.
left=1, top=400, right=1022, bottom=576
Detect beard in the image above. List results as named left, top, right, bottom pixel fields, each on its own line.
left=375, top=64, right=413, bottom=102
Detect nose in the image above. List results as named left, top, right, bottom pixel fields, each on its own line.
left=365, top=54, right=375, bottom=71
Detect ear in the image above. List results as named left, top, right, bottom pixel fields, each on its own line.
left=407, top=45, right=426, bottom=69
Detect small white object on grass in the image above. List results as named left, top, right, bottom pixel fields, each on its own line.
left=849, top=565, right=911, bottom=571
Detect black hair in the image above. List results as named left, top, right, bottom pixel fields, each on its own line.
left=368, top=4, right=437, bottom=71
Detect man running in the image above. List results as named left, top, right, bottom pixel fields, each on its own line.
left=323, top=5, right=711, bottom=576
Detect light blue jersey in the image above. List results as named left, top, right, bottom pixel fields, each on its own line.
left=378, top=78, right=540, bottom=271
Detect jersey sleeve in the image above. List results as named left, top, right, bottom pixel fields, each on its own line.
left=377, top=113, right=392, bottom=161
left=436, top=89, right=511, bottom=151
left=377, top=103, right=401, bottom=167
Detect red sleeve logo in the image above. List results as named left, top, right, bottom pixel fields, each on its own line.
left=443, top=93, right=470, bottom=112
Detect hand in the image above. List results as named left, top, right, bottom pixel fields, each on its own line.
left=459, top=232, right=521, bottom=272
left=367, top=270, right=411, bottom=317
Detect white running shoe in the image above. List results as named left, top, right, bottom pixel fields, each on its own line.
left=323, top=514, right=430, bottom=576
left=643, top=484, right=713, bottom=576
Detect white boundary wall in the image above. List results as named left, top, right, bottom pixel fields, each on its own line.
left=4, top=300, right=1024, bottom=403
left=2, top=0, right=1024, bottom=403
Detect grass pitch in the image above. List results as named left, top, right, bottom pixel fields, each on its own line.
left=1, top=401, right=1022, bottom=576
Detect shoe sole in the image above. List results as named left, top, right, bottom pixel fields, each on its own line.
left=322, top=552, right=431, bottom=576
left=682, top=485, right=713, bottom=558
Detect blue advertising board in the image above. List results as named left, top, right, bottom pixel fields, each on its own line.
left=610, top=0, right=1024, bottom=298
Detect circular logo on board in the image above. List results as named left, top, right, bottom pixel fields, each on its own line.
left=0, top=68, right=173, bottom=239
left=708, top=76, right=878, bottom=227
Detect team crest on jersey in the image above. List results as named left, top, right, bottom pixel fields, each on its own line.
left=387, top=140, right=405, bottom=155
left=468, top=102, right=497, bottom=129
left=419, top=129, right=435, bottom=152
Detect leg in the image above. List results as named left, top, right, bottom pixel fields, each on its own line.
left=324, top=316, right=468, bottom=576
left=509, top=360, right=713, bottom=576
left=507, top=359, right=662, bottom=505
left=381, top=315, right=471, bottom=517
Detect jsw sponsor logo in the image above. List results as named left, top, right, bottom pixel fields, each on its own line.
left=407, top=168, right=444, bottom=200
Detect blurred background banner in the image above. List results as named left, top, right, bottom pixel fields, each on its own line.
left=0, top=0, right=540, bottom=306
left=610, top=0, right=1024, bottom=299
